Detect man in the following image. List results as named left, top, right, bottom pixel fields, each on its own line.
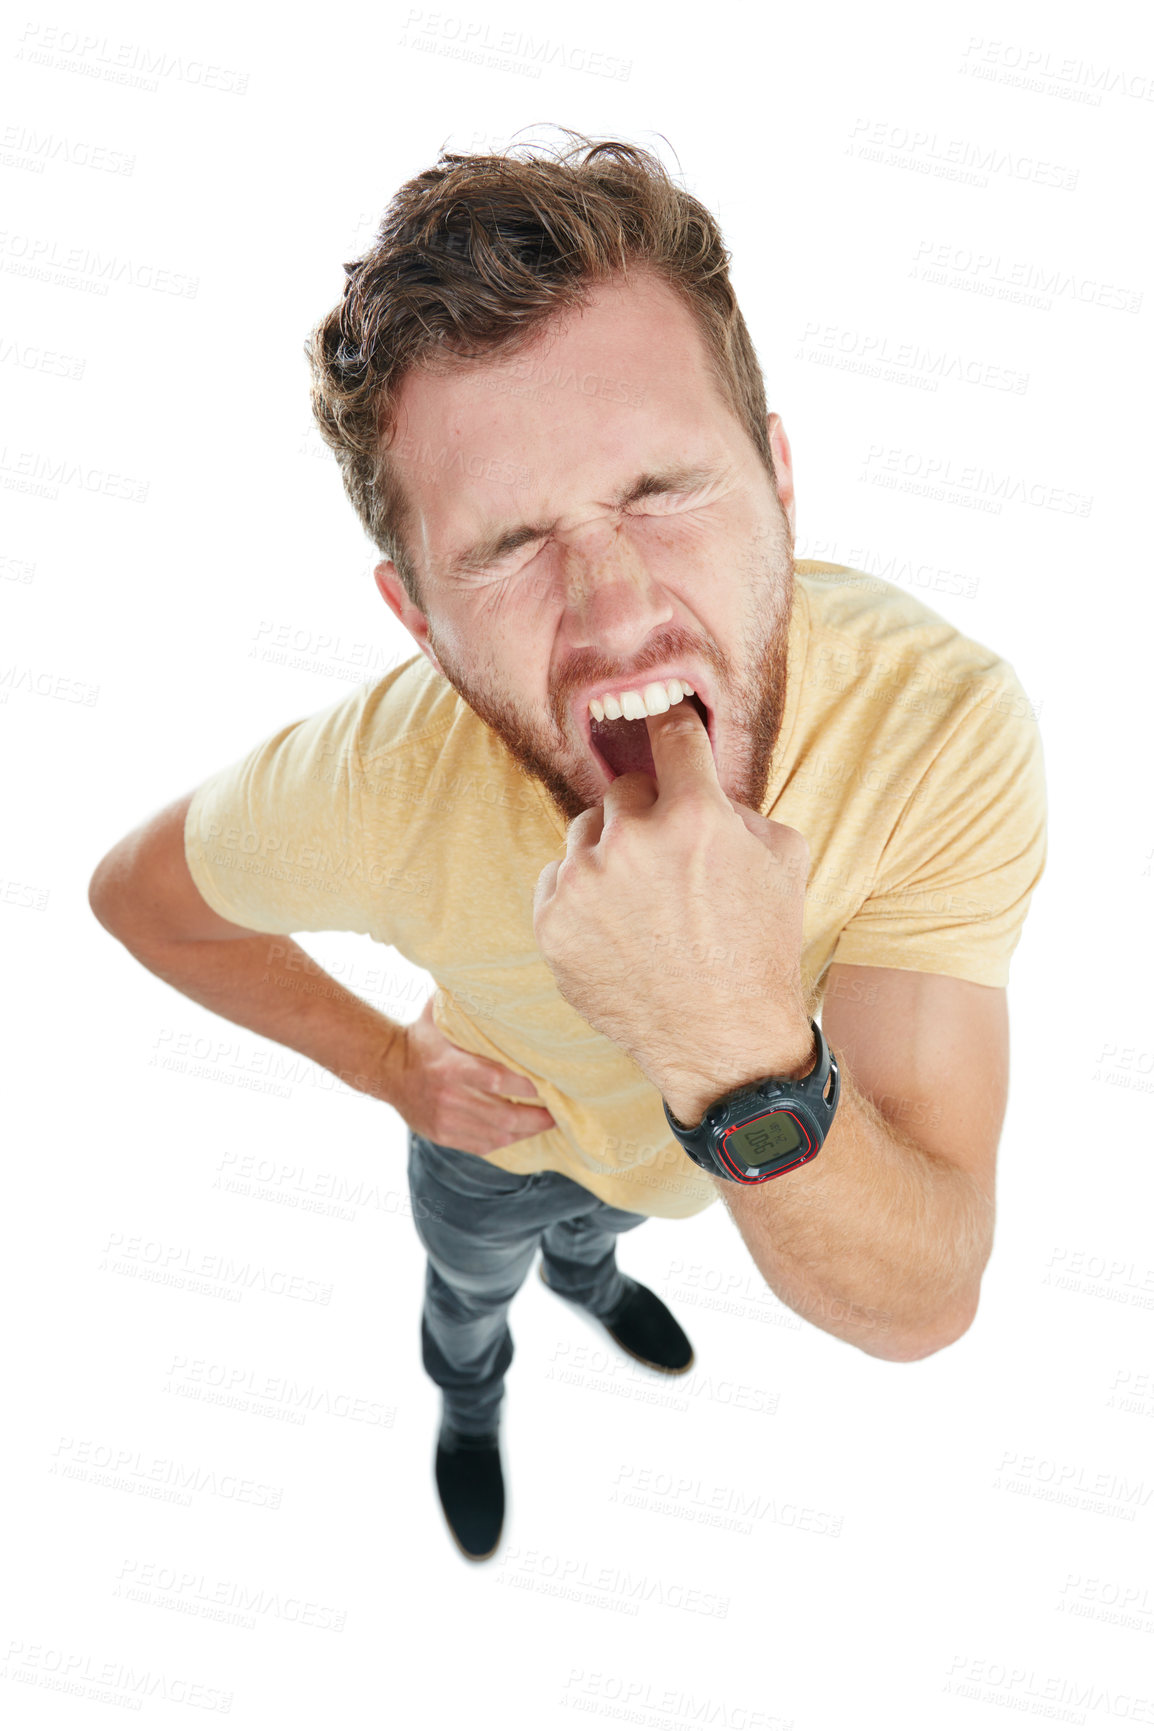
left=88, top=134, right=1047, bottom=1565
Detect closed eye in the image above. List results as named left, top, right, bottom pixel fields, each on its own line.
left=629, top=490, right=698, bottom=512
left=489, top=490, right=707, bottom=570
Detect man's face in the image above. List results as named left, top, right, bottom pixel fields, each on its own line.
left=374, top=268, right=798, bottom=825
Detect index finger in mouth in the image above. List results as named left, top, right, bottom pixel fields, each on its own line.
left=643, top=700, right=720, bottom=796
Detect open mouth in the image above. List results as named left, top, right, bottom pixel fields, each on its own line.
left=586, top=690, right=714, bottom=781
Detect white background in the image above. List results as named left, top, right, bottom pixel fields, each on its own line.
left=3, top=0, right=1152, bottom=1725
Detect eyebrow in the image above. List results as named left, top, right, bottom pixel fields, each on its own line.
left=441, top=461, right=726, bottom=581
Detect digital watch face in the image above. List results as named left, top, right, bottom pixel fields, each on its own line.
left=721, top=1109, right=811, bottom=1175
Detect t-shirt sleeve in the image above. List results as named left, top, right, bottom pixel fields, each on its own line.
left=829, top=669, right=1048, bottom=988
left=183, top=689, right=376, bottom=937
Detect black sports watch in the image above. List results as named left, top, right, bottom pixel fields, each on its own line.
left=662, top=1020, right=840, bottom=1184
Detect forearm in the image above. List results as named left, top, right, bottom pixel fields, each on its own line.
left=107, top=928, right=409, bottom=1108
left=684, top=1062, right=993, bottom=1361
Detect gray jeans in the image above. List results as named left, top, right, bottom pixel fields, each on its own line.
left=407, top=1131, right=649, bottom=1434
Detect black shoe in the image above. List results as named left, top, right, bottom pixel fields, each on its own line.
left=434, top=1417, right=505, bottom=1561
left=538, top=1263, right=695, bottom=1374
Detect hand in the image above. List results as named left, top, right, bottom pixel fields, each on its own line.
left=532, top=700, right=813, bottom=1117
left=396, top=996, right=557, bottom=1157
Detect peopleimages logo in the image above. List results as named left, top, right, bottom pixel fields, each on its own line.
left=911, top=239, right=1142, bottom=315
left=0, top=229, right=198, bottom=297
left=859, top=445, right=1092, bottom=517
left=396, top=10, right=632, bottom=80
left=0, top=122, right=135, bottom=175
left=847, top=117, right=1079, bottom=190
left=14, top=23, right=249, bottom=95
left=794, top=321, right=1028, bottom=394
left=959, top=37, right=1154, bottom=105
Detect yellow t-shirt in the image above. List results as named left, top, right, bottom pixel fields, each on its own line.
left=183, top=562, right=1047, bottom=1221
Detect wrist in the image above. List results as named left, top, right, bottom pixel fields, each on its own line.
left=663, top=1022, right=818, bottom=1129
left=361, top=1013, right=411, bottom=1108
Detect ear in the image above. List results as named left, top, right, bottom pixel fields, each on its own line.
left=766, top=412, right=796, bottom=540
left=373, top=559, right=444, bottom=676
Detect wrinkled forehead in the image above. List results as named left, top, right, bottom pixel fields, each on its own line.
left=385, top=273, right=739, bottom=582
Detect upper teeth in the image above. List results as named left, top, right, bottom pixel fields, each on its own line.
left=588, top=679, right=695, bottom=723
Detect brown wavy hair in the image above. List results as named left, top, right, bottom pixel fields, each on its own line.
left=304, top=128, right=775, bottom=614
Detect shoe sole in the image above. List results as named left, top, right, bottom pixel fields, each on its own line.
left=538, top=1262, right=695, bottom=1375
left=445, top=1523, right=502, bottom=1564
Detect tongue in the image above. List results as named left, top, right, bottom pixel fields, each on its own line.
left=591, top=714, right=656, bottom=779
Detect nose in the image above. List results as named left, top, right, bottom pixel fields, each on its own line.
left=561, top=526, right=674, bottom=657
